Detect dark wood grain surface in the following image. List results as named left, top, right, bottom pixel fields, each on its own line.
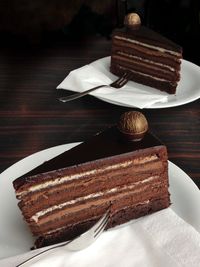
left=0, top=37, right=200, bottom=189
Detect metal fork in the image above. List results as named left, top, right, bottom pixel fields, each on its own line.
left=16, top=211, right=110, bottom=267
left=58, top=72, right=132, bottom=102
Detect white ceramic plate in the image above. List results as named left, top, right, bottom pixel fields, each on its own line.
left=91, top=57, right=200, bottom=108
left=0, top=143, right=200, bottom=259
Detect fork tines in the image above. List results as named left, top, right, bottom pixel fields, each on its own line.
left=112, top=72, right=132, bottom=88
left=94, top=211, right=110, bottom=238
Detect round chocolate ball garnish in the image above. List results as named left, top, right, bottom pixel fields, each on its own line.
left=124, top=13, right=141, bottom=30
left=118, top=111, right=148, bottom=141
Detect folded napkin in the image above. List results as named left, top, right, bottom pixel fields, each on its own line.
left=1, top=208, right=200, bottom=267
left=57, top=58, right=168, bottom=109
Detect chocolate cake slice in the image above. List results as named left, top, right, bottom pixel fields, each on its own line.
left=13, top=112, right=170, bottom=248
left=110, top=13, right=182, bottom=94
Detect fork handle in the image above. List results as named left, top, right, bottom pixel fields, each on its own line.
left=58, top=84, right=106, bottom=103
left=16, top=240, right=72, bottom=267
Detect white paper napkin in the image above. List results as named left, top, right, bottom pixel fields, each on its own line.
left=1, top=208, right=200, bottom=267
left=57, top=60, right=168, bottom=109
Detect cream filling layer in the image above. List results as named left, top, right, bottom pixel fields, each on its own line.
left=117, top=51, right=175, bottom=72
left=114, top=36, right=181, bottom=57
left=31, top=175, right=158, bottom=222
left=18, top=155, right=158, bottom=197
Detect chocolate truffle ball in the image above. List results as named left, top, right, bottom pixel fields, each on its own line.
left=118, top=111, right=148, bottom=141
left=124, top=13, right=141, bottom=30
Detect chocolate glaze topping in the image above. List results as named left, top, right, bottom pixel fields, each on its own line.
left=13, top=126, right=164, bottom=190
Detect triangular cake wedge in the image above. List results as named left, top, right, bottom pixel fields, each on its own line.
left=110, top=13, right=182, bottom=94
left=13, top=118, right=170, bottom=248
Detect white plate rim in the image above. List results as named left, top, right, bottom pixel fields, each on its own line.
left=0, top=142, right=200, bottom=259
left=91, top=57, right=200, bottom=109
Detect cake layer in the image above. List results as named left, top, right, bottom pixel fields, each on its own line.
left=112, top=40, right=182, bottom=67
left=21, top=169, right=167, bottom=221
left=111, top=55, right=179, bottom=81
left=110, top=64, right=177, bottom=94
left=16, top=152, right=161, bottom=198
left=19, top=156, right=167, bottom=217
left=112, top=49, right=181, bottom=73
left=28, top=176, right=168, bottom=235
left=34, top=196, right=170, bottom=248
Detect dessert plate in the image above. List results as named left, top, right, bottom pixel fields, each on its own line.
left=0, top=143, right=200, bottom=259
left=91, top=57, right=200, bottom=108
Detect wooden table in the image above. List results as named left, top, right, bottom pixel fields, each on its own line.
left=0, top=36, right=200, bottom=189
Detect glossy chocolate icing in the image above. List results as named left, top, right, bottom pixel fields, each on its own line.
left=13, top=126, right=164, bottom=190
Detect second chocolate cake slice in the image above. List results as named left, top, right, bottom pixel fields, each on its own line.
left=110, top=13, right=182, bottom=94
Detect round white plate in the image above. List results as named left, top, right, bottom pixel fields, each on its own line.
left=0, top=143, right=200, bottom=259
left=91, top=57, right=200, bottom=108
